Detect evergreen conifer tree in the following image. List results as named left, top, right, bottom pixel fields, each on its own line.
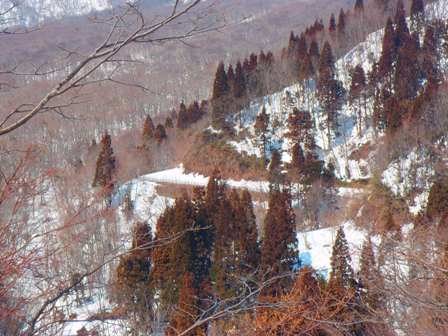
left=287, top=108, right=313, bottom=146
left=287, top=31, right=297, bottom=58
left=234, top=60, right=247, bottom=100
left=298, top=52, right=315, bottom=81
left=227, top=64, right=235, bottom=92
left=309, top=40, right=320, bottom=59
left=165, top=116, right=174, bottom=129
left=165, top=273, right=205, bottom=336
left=212, top=62, right=230, bottom=99
left=296, top=34, right=308, bottom=61
left=318, top=41, right=334, bottom=75
left=268, top=149, right=283, bottom=187
left=154, top=124, right=167, bottom=144
left=317, top=42, right=345, bottom=144
left=350, top=65, right=367, bottom=100
left=291, top=143, right=306, bottom=171
left=212, top=195, right=236, bottom=298
left=378, top=18, right=397, bottom=81
left=151, top=196, right=195, bottom=306
left=151, top=207, right=175, bottom=298
left=422, top=25, right=439, bottom=80
left=394, top=0, right=410, bottom=49
left=329, top=227, right=356, bottom=290
left=394, top=34, right=421, bottom=100
left=205, top=169, right=226, bottom=215
left=410, top=0, right=425, bottom=33
left=249, top=53, right=258, bottom=72
left=142, top=115, right=155, bottom=144
left=359, top=238, right=384, bottom=310
left=255, top=106, right=270, bottom=168
left=211, top=62, right=230, bottom=129
left=189, top=187, right=214, bottom=296
left=337, top=9, right=346, bottom=34
left=329, top=14, right=336, bottom=33
left=373, top=86, right=391, bottom=131
left=187, top=101, right=201, bottom=124
left=239, top=190, right=260, bottom=272
left=92, top=133, right=116, bottom=188
left=427, top=176, right=448, bottom=219
left=261, top=186, right=297, bottom=296
left=177, top=102, right=189, bottom=129
left=350, top=65, right=367, bottom=133
left=354, top=0, right=364, bottom=12
left=116, top=222, right=154, bottom=332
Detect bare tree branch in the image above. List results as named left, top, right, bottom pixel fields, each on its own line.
left=0, top=0, right=207, bottom=136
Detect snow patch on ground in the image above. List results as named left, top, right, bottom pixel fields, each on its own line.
left=142, top=164, right=270, bottom=193
left=60, top=293, right=129, bottom=336
left=382, top=148, right=434, bottom=215
left=114, top=177, right=174, bottom=232
left=297, top=221, right=366, bottom=279
left=229, top=139, right=261, bottom=157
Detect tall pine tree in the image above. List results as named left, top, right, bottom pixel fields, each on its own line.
left=234, top=60, right=247, bottom=100
left=177, top=102, right=189, bottom=129
left=255, top=106, right=270, bottom=168
left=92, top=133, right=116, bottom=188
left=329, top=227, right=356, bottom=290
left=378, top=17, right=397, bottom=81
left=165, top=273, right=206, bottom=336
left=354, top=0, right=364, bottom=12
left=421, top=25, right=439, bottom=80
left=154, top=124, right=167, bottom=144
left=350, top=64, right=367, bottom=134
left=261, top=186, right=297, bottom=296
left=151, top=195, right=195, bottom=306
left=359, top=238, right=384, bottom=311
left=318, top=42, right=345, bottom=145
left=142, top=115, right=155, bottom=145
left=394, top=33, right=421, bottom=100
left=189, top=186, right=213, bottom=292
left=337, top=9, right=346, bottom=35
left=116, top=222, right=154, bottom=333
left=410, top=0, right=425, bottom=33
left=394, top=0, right=410, bottom=49
left=329, top=14, right=337, bottom=33
left=211, top=62, right=230, bottom=129
left=238, top=190, right=260, bottom=272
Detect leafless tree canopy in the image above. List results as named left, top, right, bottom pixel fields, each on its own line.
left=0, top=0, right=218, bottom=136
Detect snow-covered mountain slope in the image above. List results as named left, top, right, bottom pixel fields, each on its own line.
left=1, top=0, right=114, bottom=27
left=18, top=1, right=448, bottom=334
left=229, top=77, right=375, bottom=181
left=227, top=0, right=448, bottom=184
left=60, top=2, right=448, bottom=330
left=227, top=42, right=382, bottom=181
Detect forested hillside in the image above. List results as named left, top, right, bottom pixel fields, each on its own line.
left=1, top=0, right=448, bottom=335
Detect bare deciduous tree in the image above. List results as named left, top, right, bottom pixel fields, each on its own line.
left=0, top=0, right=217, bottom=136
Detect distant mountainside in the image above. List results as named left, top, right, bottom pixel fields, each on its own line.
left=0, top=0, right=351, bottom=170
left=0, top=0, right=116, bottom=27
left=0, top=0, right=241, bottom=27
left=32, top=1, right=448, bottom=332
left=5, top=0, right=448, bottom=335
